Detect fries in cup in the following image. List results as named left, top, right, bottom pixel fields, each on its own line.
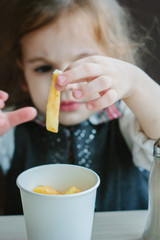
left=33, top=185, right=81, bottom=195
left=64, top=186, right=81, bottom=194
left=33, top=185, right=62, bottom=195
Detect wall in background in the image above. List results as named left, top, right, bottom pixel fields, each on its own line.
left=119, top=0, right=160, bottom=83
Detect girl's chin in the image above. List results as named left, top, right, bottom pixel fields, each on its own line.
left=59, top=103, right=96, bottom=126
left=59, top=117, right=82, bottom=126
left=59, top=112, right=88, bottom=126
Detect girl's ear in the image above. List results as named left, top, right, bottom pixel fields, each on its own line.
left=21, top=82, right=29, bottom=92
left=16, top=57, right=23, bottom=70
left=16, top=58, right=29, bottom=92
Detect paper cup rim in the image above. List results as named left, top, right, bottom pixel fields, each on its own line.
left=16, top=164, right=100, bottom=198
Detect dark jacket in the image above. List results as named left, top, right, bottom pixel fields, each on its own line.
left=5, top=119, right=149, bottom=215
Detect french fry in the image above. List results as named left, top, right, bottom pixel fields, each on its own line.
left=33, top=185, right=62, bottom=195
left=46, top=69, right=62, bottom=133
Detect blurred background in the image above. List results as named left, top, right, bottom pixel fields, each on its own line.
left=119, top=0, right=160, bottom=83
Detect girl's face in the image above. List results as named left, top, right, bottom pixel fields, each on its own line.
left=21, top=12, right=104, bottom=126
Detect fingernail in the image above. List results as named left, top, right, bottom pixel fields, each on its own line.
left=57, top=75, right=66, bottom=85
left=55, top=83, right=62, bottom=91
left=0, top=91, right=8, bottom=100
left=87, top=103, right=94, bottom=110
left=73, top=90, right=83, bottom=98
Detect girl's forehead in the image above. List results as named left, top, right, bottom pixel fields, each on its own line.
left=21, top=9, right=96, bottom=43
left=20, top=10, right=103, bottom=65
left=50, top=10, right=96, bottom=39
left=21, top=11, right=99, bottom=48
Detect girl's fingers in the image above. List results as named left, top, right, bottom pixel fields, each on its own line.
left=0, top=90, right=8, bottom=109
left=86, top=89, right=117, bottom=111
left=6, top=107, right=37, bottom=129
left=0, top=107, right=37, bottom=136
left=0, top=91, right=9, bottom=109
left=56, top=62, right=106, bottom=90
left=0, top=99, right=5, bottom=109
left=72, top=75, right=112, bottom=99
left=0, top=91, right=37, bottom=135
left=66, top=55, right=107, bottom=70
left=0, top=90, right=9, bottom=101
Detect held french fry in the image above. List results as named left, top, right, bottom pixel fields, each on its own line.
left=46, top=69, right=62, bottom=133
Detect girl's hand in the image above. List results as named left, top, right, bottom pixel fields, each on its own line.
left=0, top=90, right=37, bottom=136
left=56, top=55, right=160, bottom=139
left=55, top=55, right=137, bottom=111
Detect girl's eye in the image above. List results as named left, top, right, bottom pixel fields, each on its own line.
left=35, top=65, right=53, bottom=73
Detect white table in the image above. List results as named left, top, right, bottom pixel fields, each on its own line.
left=0, top=210, right=147, bottom=240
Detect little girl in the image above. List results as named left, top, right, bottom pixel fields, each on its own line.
left=0, top=0, right=160, bottom=215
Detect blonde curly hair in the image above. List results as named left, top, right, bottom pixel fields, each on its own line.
left=0, top=0, right=143, bottom=106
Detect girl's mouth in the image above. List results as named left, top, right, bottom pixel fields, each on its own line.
left=60, top=101, right=82, bottom=112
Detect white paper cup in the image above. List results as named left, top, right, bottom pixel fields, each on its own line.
left=17, top=164, right=100, bottom=240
